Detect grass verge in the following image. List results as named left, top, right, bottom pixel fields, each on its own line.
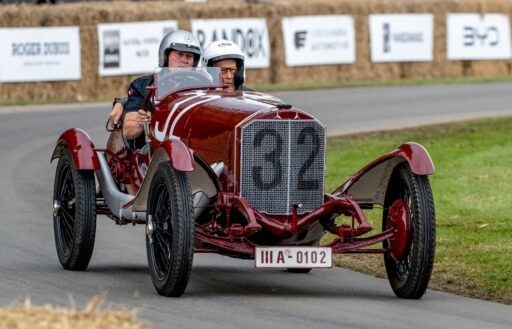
left=323, top=116, right=512, bottom=304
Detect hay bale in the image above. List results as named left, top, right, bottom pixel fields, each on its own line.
left=0, top=295, right=146, bottom=329
left=1, top=0, right=512, bottom=101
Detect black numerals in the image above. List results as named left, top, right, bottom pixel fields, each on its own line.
left=297, top=126, right=320, bottom=190
left=253, top=129, right=283, bottom=190
left=251, top=125, right=321, bottom=191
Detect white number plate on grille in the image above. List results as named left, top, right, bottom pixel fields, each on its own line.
left=255, top=247, right=332, bottom=268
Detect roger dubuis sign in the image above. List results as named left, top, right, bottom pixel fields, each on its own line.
left=447, top=14, right=512, bottom=60
left=281, top=15, right=355, bottom=67
left=369, top=14, right=433, bottom=62
left=0, top=27, right=81, bottom=82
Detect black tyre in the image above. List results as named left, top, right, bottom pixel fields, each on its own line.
left=146, top=161, right=194, bottom=297
left=53, top=147, right=96, bottom=270
left=382, top=163, right=435, bottom=299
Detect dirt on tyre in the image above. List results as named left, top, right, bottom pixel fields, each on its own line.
left=382, top=163, right=436, bottom=299
left=146, top=161, right=194, bottom=297
left=53, top=147, right=96, bottom=271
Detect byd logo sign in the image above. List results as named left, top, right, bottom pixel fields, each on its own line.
left=447, top=14, right=512, bottom=60
left=463, top=26, right=499, bottom=47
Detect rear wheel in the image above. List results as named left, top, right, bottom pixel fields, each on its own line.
left=146, top=162, right=194, bottom=297
left=53, top=147, right=96, bottom=270
left=382, top=163, right=435, bottom=299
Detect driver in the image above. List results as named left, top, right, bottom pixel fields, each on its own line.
left=110, top=30, right=201, bottom=141
left=202, top=40, right=250, bottom=91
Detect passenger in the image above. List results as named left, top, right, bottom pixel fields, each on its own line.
left=202, top=40, right=251, bottom=91
left=108, top=30, right=201, bottom=140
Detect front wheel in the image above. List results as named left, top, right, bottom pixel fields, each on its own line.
left=53, top=147, right=96, bottom=270
left=146, top=161, right=194, bottom=297
left=382, top=163, right=435, bottom=299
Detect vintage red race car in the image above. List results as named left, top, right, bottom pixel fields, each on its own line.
left=51, top=67, right=436, bottom=298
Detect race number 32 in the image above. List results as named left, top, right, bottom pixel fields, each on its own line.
left=252, top=125, right=321, bottom=191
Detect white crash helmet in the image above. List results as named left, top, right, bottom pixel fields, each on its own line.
left=202, top=40, right=245, bottom=89
left=158, top=30, right=202, bottom=67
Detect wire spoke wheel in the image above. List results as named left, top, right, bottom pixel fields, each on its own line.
left=146, top=161, right=194, bottom=297
left=53, top=147, right=96, bottom=271
left=382, top=163, right=436, bottom=299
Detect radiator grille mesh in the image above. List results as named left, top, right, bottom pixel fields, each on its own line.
left=240, top=120, right=325, bottom=215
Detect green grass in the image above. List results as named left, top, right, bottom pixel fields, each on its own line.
left=324, top=116, right=512, bottom=304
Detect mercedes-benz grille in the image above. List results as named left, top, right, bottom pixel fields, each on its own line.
left=240, top=120, right=326, bottom=215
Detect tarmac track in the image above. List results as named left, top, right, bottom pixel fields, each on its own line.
left=0, top=82, right=511, bottom=329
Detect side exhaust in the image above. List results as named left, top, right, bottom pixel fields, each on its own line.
left=95, top=151, right=140, bottom=221
left=193, top=161, right=224, bottom=220
left=95, top=152, right=223, bottom=223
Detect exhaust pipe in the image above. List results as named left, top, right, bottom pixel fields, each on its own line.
left=96, top=153, right=223, bottom=222
left=95, top=151, right=139, bottom=221
left=193, top=161, right=224, bottom=220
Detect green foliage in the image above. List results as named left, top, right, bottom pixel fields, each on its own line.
left=326, top=117, right=512, bottom=303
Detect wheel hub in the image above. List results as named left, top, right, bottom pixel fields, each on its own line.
left=386, top=199, right=411, bottom=260
left=146, top=215, right=155, bottom=243
left=53, top=200, right=61, bottom=217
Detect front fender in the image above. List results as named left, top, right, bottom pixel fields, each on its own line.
left=333, top=142, right=434, bottom=205
left=125, top=137, right=196, bottom=212
left=50, top=128, right=100, bottom=170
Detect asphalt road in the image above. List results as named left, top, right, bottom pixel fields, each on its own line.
left=0, top=83, right=511, bottom=329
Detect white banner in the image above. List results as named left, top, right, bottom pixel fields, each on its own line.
left=447, top=14, right=512, bottom=60
left=191, top=18, right=270, bottom=68
left=0, top=27, right=80, bottom=82
left=97, top=20, right=178, bottom=76
left=281, top=15, right=355, bottom=67
left=369, top=14, right=433, bottom=62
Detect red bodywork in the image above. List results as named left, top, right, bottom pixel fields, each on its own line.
left=52, top=86, right=434, bottom=259
left=51, top=128, right=100, bottom=170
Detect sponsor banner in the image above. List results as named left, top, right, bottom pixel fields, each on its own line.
left=369, top=14, right=433, bottom=62
left=447, top=14, right=512, bottom=60
left=281, top=15, right=356, bottom=66
left=0, top=27, right=80, bottom=82
left=191, top=18, right=270, bottom=68
left=97, top=20, right=178, bottom=76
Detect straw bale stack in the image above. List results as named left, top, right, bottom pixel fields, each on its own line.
left=0, top=0, right=512, bottom=101
left=0, top=295, right=146, bottom=329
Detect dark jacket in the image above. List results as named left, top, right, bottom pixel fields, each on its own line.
left=125, top=75, right=154, bottom=113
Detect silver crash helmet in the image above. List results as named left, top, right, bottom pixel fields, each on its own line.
left=158, top=30, right=202, bottom=67
left=202, top=40, right=245, bottom=89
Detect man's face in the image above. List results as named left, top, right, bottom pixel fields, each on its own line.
left=213, top=59, right=238, bottom=92
left=168, top=50, right=195, bottom=67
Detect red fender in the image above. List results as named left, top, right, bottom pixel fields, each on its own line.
left=50, top=128, right=100, bottom=170
left=125, top=137, right=195, bottom=211
left=333, top=142, right=434, bottom=203
left=155, top=137, right=194, bottom=172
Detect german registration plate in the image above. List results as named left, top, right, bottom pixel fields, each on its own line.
left=255, top=247, right=332, bottom=268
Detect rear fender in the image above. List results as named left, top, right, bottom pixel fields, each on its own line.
left=333, top=142, right=434, bottom=205
left=50, top=128, right=100, bottom=170
left=126, top=138, right=220, bottom=212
